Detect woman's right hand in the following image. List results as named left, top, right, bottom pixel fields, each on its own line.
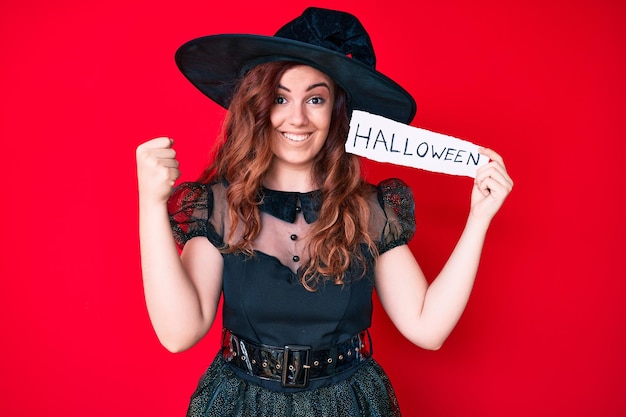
left=136, top=137, right=180, bottom=205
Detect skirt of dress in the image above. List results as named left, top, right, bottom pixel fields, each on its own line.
left=186, top=354, right=402, bottom=417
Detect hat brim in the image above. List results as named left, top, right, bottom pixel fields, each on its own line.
left=175, top=34, right=416, bottom=124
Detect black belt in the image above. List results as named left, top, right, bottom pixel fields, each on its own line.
left=221, top=328, right=372, bottom=388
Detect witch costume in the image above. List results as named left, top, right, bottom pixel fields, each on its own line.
left=168, top=7, right=417, bottom=416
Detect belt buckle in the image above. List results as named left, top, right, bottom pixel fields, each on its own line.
left=281, top=345, right=311, bottom=388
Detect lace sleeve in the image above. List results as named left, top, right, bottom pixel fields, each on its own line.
left=376, top=178, right=416, bottom=253
left=167, top=182, right=214, bottom=250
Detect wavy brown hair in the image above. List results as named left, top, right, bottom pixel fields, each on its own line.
left=198, top=61, right=377, bottom=290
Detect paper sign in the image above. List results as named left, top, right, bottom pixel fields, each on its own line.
left=346, top=110, right=488, bottom=178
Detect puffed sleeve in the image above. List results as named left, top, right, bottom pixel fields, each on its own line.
left=376, top=178, right=416, bottom=253
left=167, top=182, right=215, bottom=250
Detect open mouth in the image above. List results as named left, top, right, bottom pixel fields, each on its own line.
left=282, top=132, right=311, bottom=142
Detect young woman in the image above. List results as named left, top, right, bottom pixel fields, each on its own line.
left=136, top=7, right=513, bottom=416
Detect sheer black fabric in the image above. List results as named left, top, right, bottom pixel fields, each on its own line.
left=167, top=178, right=415, bottom=414
left=168, top=178, right=415, bottom=256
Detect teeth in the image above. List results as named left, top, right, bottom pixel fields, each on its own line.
left=282, top=132, right=310, bottom=142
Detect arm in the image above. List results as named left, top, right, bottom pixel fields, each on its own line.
left=375, top=148, right=513, bottom=350
left=136, top=137, right=223, bottom=353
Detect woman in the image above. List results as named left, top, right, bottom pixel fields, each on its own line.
left=136, top=7, right=513, bottom=416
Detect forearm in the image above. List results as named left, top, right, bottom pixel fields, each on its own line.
left=418, top=215, right=490, bottom=347
left=378, top=148, right=512, bottom=350
left=139, top=201, right=208, bottom=351
left=417, top=148, right=513, bottom=347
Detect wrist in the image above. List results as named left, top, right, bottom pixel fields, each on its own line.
left=139, top=197, right=170, bottom=217
left=465, top=211, right=492, bottom=234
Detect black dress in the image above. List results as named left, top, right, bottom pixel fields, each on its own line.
left=168, top=178, right=415, bottom=417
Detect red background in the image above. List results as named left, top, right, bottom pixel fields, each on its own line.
left=1, top=1, right=624, bottom=416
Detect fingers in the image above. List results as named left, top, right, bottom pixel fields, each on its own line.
left=476, top=148, right=513, bottom=190
left=136, top=137, right=181, bottom=203
left=137, top=136, right=175, bottom=160
left=469, top=148, right=513, bottom=222
left=146, top=147, right=177, bottom=163
left=137, top=137, right=175, bottom=159
left=476, top=174, right=508, bottom=200
left=473, top=147, right=513, bottom=204
left=476, top=164, right=511, bottom=195
left=137, top=136, right=174, bottom=151
left=478, top=147, right=503, bottom=164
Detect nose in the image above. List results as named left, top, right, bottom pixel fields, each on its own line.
left=288, top=103, right=308, bottom=126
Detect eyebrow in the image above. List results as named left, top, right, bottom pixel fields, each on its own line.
left=277, top=82, right=331, bottom=93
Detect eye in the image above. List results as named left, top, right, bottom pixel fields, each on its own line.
left=308, top=96, right=325, bottom=105
left=274, top=95, right=287, bottom=105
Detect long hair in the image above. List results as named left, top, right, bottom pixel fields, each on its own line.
left=198, top=61, right=377, bottom=290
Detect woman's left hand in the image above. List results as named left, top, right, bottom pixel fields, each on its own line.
left=470, top=147, right=514, bottom=223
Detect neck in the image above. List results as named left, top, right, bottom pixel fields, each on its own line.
left=263, top=161, right=317, bottom=192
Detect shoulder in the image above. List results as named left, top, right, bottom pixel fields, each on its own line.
left=167, top=181, right=226, bottom=249
left=167, top=180, right=227, bottom=213
left=374, top=178, right=414, bottom=216
left=374, top=177, right=413, bottom=197
left=362, top=178, right=414, bottom=211
left=365, top=178, right=416, bottom=253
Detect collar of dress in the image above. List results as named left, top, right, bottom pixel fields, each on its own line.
left=258, top=187, right=322, bottom=224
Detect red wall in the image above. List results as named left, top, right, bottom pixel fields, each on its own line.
left=1, top=1, right=624, bottom=416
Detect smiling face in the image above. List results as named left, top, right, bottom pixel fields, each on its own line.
left=269, top=65, right=335, bottom=174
